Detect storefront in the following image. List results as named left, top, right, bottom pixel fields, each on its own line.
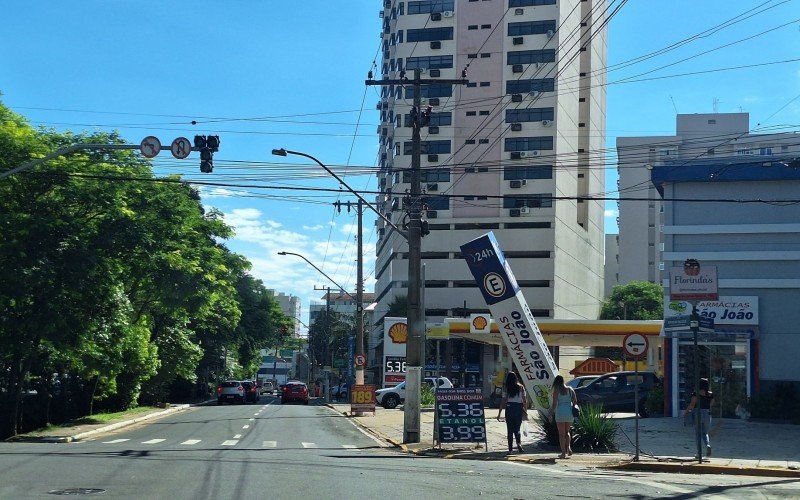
left=663, top=297, right=758, bottom=418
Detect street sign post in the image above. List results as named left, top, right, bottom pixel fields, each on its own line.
left=350, top=384, right=376, bottom=415
left=170, top=137, right=192, bottom=159
left=622, top=333, right=648, bottom=462
left=434, top=388, right=487, bottom=451
left=355, top=354, right=366, bottom=367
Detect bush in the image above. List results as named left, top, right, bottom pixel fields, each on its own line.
left=645, top=384, right=664, bottom=416
left=573, top=404, right=619, bottom=452
left=421, top=384, right=435, bottom=407
left=533, top=411, right=559, bottom=446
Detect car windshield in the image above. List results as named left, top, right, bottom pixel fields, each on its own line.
left=220, top=381, right=240, bottom=388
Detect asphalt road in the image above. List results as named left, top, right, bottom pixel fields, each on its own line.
left=1, top=397, right=799, bottom=499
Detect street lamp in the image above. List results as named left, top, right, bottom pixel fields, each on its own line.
left=277, top=251, right=355, bottom=301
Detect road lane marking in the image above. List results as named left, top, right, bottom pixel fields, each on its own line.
left=321, top=405, right=388, bottom=448
left=262, top=441, right=277, bottom=448
left=181, top=439, right=201, bottom=445
left=248, top=418, right=255, bottom=421
left=242, top=425, right=250, bottom=429
left=141, top=439, right=165, bottom=444
left=221, top=440, right=238, bottom=446
left=301, top=442, right=317, bottom=448
left=342, top=445, right=357, bottom=449
left=233, top=434, right=242, bottom=439
left=103, top=439, right=130, bottom=444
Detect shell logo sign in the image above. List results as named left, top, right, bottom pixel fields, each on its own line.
left=472, top=316, right=487, bottom=331
left=388, top=322, right=408, bottom=344
left=470, top=314, right=491, bottom=334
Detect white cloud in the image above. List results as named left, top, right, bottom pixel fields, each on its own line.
left=302, top=224, right=325, bottom=231
left=200, top=187, right=237, bottom=198
left=604, top=209, right=619, bottom=217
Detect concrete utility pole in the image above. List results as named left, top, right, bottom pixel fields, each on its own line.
left=315, top=285, right=334, bottom=403
left=335, top=200, right=366, bottom=387
left=366, top=69, right=468, bottom=443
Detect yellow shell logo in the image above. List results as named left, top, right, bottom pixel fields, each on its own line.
left=472, top=316, right=488, bottom=330
left=389, top=323, right=408, bottom=344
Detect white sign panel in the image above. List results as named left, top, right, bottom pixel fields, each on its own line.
left=170, top=137, right=192, bottom=159
left=139, top=136, right=161, bottom=158
left=665, top=297, right=758, bottom=325
left=669, top=262, right=718, bottom=301
left=461, top=232, right=558, bottom=412
left=469, top=314, right=491, bottom=334
left=383, top=317, right=407, bottom=387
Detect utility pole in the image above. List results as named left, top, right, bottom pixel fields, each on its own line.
left=334, top=200, right=365, bottom=388
left=367, top=69, right=468, bottom=443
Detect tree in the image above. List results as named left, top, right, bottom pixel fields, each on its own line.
left=386, top=294, right=408, bottom=318
left=599, top=281, right=664, bottom=320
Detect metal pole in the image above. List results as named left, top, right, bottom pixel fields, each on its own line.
left=692, top=304, right=703, bottom=463
left=634, top=353, right=640, bottom=462
left=356, top=199, right=365, bottom=387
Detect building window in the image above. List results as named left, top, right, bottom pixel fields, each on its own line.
left=404, top=140, right=452, bottom=155
left=406, top=55, right=454, bottom=69
left=480, top=53, right=491, bottom=58
left=506, top=107, right=555, bottom=122
left=468, top=25, right=479, bottom=30
left=407, top=27, right=454, bottom=42
left=479, top=110, right=490, bottom=116
left=480, top=81, right=490, bottom=87
left=503, top=165, right=553, bottom=180
left=424, top=194, right=450, bottom=210
left=507, top=20, right=556, bottom=36
left=504, top=136, right=554, bottom=151
left=507, top=49, right=556, bottom=65
left=506, top=79, right=555, bottom=94
left=404, top=111, right=452, bottom=127
left=467, top=53, right=478, bottom=59
left=466, top=82, right=477, bottom=87
left=405, top=84, right=453, bottom=98
left=466, top=111, right=477, bottom=116
left=481, top=24, right=491, bottom=29
left=503, top=194, right=553, bottom=208
left=509, top=0, right=556, bottom=6
left=465, top=139, right=476, bottom=145
left=408, top=0, right=455, bottom=14
left=422, top=168, right=451, bottom=182
left=479, top=138, right=489, bottom=144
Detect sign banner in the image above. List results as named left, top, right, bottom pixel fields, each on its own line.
left=666, top=297, right=758, bottom=325
left=435, top=388, right=487, bottom=445
left=669, top=263, right=718, bottom=301
left=426, top=322, right=450, bottom=339
left=350, top=384, right=376, bottom=414
left=383, top=318, right=407, bottom=387
left=460, top=232, right=558, bottom=412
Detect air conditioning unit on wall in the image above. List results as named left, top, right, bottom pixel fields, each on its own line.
left=519, top=150, right=540, bottom=158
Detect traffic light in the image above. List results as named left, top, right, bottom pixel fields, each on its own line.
left=194, top=135, right=220, bottom=173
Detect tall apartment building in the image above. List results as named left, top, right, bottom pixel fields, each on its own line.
left=616, top=113, right=800, bottom=286
left=270, top=291, right=302, bottom=335
left=372, top=0, right=608, bottom=330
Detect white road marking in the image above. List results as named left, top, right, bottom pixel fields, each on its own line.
left=321, top=405, right=389, bottom=448
left=262, top=441, right=277, bottom=448
left=242, top=425, right=250, bottom=429
left=181, top=439, right=201, bottom=445
left=221, top=440, right=238, bottom=446
left=500, top=461, right=726, bottom=499
left=301, top=442, right=317, bottom=448
left=248, top=418, right=255, bottom=421
left=102, top=439, right=129, bottom=444
left=233, top=434, right=242, bottom=439
left=342, top=445, right=357, bottom=449
left=141, top=439, right=165, bottom=444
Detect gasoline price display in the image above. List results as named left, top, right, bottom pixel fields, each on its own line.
left=435, top=388, right=487, bottom=444
left=385, top=356, right=406, bottom=374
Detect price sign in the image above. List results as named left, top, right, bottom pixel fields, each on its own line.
left=435, top=388, right=487, bottom=446
left=350, top=384, right=376, bottom=414
left=385, top=356, right=406, bottom=374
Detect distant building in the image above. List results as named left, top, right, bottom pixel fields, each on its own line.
left=270, top=291, right=302, bottom=335
left=604, top=234, right=619, bottom=298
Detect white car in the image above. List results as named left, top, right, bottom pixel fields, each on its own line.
left=375, top=377, right=454, bottom=409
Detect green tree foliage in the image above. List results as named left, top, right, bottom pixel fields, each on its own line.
left=0, top=102, right=291, bottom=436
left=386, top=295, right=408, bottom=318
left=308, top=310, right=352, bottom=369
left=599, top=281, right=664, bottom=321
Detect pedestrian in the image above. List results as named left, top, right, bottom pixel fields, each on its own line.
left=548, top=375, right=577, bottom=458
left=496, top=371, right=527, bottom=453
left=682, top=377, right=715, bottom=457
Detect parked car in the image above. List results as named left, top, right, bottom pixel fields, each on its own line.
left=241, top=380, right=260, bottom=403
left=375, top=376, right=453, bottom=409
left=573, top=371, right=660, bottom=417
left=216, top=380, right=245, bottom=405
left=260, top=381, right=275, bottom=395
left=566, top=375, right=598, bottom=390
left=280, top=381, right=309, bottom=404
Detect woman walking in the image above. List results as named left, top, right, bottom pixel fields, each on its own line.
left=496, top=372, right=527, bottom=453
left=548, top=375, right=577, bottom=458
left=683, top=377, right=715, bottom=457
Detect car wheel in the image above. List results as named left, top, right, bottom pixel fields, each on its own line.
left=383, top=393, right=400, bottom=409
left=217, top=399, right=223, bottom=405
left=304, top=400, right=309, bottom=405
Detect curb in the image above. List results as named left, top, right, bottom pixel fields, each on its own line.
left=325, top=403, right=410, bottom=452
left=609, top=460, right=800, bottom=478
left=38, top=404, right=192, bottom=443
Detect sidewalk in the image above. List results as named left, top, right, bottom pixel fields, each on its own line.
left=329, top=403, right=800, bottom=477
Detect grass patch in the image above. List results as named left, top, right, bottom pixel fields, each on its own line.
left=24, top=407, right=160, bottom=436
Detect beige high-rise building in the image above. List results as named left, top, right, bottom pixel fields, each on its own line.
left=372, top=0, right=607, bottom=329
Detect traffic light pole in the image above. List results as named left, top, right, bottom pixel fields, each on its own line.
left=366, top=70, right=467, bottom=443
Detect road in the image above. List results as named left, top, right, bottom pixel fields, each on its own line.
left=0, top=397, right=798, bottom=499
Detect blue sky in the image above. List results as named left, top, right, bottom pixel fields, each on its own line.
left=2, top=1, right=799, bottom=329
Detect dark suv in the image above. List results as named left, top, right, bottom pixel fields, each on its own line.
left=573, top=371, right=660, bottom=417
left=241, top=380, right=260, bottom=403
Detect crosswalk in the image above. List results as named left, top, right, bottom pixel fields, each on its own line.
left=99, top=437, right=364, bottom=449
